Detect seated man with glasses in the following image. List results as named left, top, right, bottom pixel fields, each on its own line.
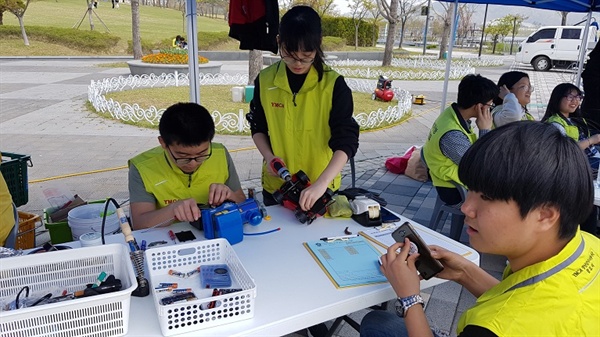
left=128, top=103, right=246, bottom=229
left=422, top=74, right=499, bottom=207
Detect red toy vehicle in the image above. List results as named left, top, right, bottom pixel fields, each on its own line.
left=270, top=158, right=334, bottom=224
left=372, top=75, right=394, bottom=102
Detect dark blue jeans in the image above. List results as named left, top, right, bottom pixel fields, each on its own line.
left=360, top=310, right=447, bottom=337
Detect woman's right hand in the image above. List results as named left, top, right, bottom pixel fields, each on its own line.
left=499, top=84, right=510, bottom=100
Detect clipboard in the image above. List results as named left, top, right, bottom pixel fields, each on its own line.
left=303, top=236, right=387, bottom=288
left=359, top=221, right=472, bottom=258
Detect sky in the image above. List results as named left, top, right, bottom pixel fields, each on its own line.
left=334, top=1, right=597, bottom=29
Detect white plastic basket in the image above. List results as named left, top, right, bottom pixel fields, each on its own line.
left=146, top=238, right=256, bottom=336
left=0, top=243, right=137, bottom=337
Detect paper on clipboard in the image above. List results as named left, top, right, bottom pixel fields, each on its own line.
left=303, top=236, right=387, bottom=288
left=359, top=221, right=472, bottom=258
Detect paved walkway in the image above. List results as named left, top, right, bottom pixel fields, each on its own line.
left=0, top=56, right=569, bottom=337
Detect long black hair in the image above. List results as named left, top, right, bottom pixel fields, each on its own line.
left=279, top=6, right=326, bottom=81
left=541, top=83, right=583, bottom=122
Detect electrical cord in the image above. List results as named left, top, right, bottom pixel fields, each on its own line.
left=100, top=198, right=130, bottom=245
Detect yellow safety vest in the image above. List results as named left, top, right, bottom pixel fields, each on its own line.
left=259, top=61, right=341, bottom=194
left=422, top=105, right=477, bottom=188
left=129, top=144, right=228, bottom=208
left=458, top=230, right=600, bottom=336
left=547, top=114, right=582, bottom=141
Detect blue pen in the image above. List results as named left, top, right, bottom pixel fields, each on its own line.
left=140, top=240, right=147, bottom=251
left=128, top=241, right=136, bottom=252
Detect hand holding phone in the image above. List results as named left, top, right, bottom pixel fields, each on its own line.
left=391, top=222, right=444, bottom=280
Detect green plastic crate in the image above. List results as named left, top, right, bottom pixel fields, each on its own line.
left=0, top=152, right=32, bottom=207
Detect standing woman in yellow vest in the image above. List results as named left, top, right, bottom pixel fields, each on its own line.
left=491, top=71, right=535, bottom=128
left=247, top=5, right=359, bottom=211
left=542, top=83, right=600, bottom=234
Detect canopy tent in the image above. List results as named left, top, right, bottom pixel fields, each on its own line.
left=437, top=0, right=600, bottom=111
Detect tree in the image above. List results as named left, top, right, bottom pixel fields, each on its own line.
left=366, top=0, right=384, bottom=47
left=131, top=0, right=142, bottom=59
left=485, top=15, right=512, bottom=54
left=433, top=1, right=454, bottom=60
left=558, top=11, right=568, bottom=26
left=456, top=4, right=476, bottom=45
left=282, top=0, right=337, bottom=16
left=349, top=0, right=370, bottom=50
left=377, top=0, right=399, bottom=66
left=248, top=50, right=263, bottom=85
left=3, top=0, right=30, bottom=45
left=396, top=0, right=422, bottom=48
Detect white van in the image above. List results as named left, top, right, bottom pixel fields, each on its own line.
left=515, top=25, right=598, bottom=71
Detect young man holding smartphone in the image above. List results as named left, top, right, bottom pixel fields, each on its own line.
left=361, top=122, right=599, bottom=337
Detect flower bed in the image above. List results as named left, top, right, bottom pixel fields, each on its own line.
left=141, top=48, right=209, bottom=65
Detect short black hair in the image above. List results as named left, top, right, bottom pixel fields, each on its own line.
left=456, top=74, right=499, bottom=109
left=541, top=83, right=583, bottom=122
left=458, top=121, right=592, bottom=240
left=279, top=5, right=325, bottom=81
left=159, top=102, right=215, bottom=146
left=493, top=71, right=529, bottom=106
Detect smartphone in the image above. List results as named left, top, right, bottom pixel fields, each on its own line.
left=380, top=207, right=401, bottom=223
left=391, top=222, right=444, bottom=280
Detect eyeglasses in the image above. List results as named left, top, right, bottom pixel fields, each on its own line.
left=514, top=85, right=534, bottom=93
left=167, top=144, right=212, bottom=165
left=279, top=48, right=315, bottom=65
left=564, top=94, right=584, bottom=102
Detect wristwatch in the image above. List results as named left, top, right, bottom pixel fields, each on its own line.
left=395, top=294, right=425, bottom=318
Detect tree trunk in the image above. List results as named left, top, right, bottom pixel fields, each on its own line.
left=492, top=37, right=497, bottom=54
left=0, top=11, right=4, bottom=25
left=248, top=49, right=263, bottom=85
left=355, top=25, right=359, bottom=50
left=131, top=0, right=142, bottom=59
left=560, top=11, right=568, bottom=26
left=438, top=3, right=454, bottom=60
left=383, top=21, right=397, bottom=66
left=397, top=20, right=406, bottom=49
left=17, top=15, right=29, bottom=46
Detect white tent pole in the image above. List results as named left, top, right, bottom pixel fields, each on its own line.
left=576, top=11, right=592, bottom=88
left=440, top=0, right=459, bottom=113
left=186, top=0, right=200, bottom=103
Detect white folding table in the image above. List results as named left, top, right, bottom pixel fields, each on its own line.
left=54, top=205, right=480, bottom=336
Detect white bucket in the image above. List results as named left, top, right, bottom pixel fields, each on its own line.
left=231, top=86, right=244, bottom=102
left=68, top=203, right=120, bottom=240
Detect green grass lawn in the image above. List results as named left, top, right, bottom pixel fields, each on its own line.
left=101, top=85, right=407, bottom=132
left=2, top=0, right=230, bottom=54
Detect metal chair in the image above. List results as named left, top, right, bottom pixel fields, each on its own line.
left=420, top=148, right=466, bottom=241
left=4, top=203, right=19, bottom=248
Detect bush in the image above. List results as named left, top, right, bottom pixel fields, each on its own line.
left=0, top=25, right=120, bottom=51
left=321, top=16, right=378, bottom=47
left=322, top=36, right=346, bottom=51
left=426, top=44, right=438, bottom=49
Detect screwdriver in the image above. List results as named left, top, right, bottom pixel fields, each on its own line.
left=168, top=230, right=177, bottom=244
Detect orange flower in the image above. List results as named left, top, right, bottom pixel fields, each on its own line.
left=142, top=52, right=209, bottom=65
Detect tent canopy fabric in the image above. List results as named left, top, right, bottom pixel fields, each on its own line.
left=437, top=0, right=599, bottom=12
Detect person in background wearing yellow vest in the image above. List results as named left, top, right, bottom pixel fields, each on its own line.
left=0, top=170, right=15, bottom=247
left=542, top=82, right=600, bottom=235
left=422, top=74, right=498, bottom=206
left=128, top=103, right=246, bottom=229
left=246, top=5, right=359, bottom=213
left=172, top=35, right=182, bottom=49
left=491, top=71, right=535, bottom=128
left=361, top=121, right=600, bottom=337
